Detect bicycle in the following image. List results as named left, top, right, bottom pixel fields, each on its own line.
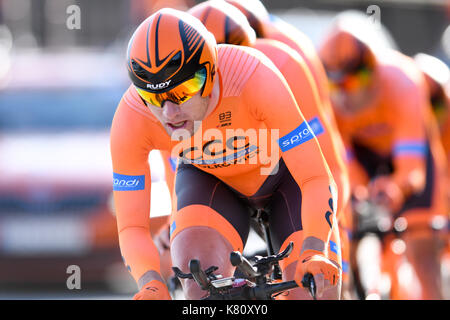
left=351, top=199, right=447, bottom=300
left=171, top=209, right=317, bottom=300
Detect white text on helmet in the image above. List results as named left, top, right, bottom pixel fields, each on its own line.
left=147, top=80, right=172, bottom=90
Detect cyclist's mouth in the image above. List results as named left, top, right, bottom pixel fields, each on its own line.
left=167, top=120, right=188, bottom=130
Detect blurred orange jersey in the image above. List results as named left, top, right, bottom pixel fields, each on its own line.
left=336, top=50, right=447, bottom=213
left=436, top=86, right=450, bottom=172
left=260, top=16, right=336, bottom=126
left=110, top=44, right=336, bottom=283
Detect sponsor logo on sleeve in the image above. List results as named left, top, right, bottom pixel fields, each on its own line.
left=278, top=121, right=316, bottom=152
left=170, top=221, right=176, bottom=237
left=329, top=240, right=339, bottom=255
left=113, top=173, right=145, bottom=191
left=307, top=117, right=325, bottom=137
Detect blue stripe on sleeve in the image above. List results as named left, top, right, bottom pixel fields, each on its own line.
left=393, top=141, right=427, bottom=157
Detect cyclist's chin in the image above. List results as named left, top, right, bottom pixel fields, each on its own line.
left=332, top=90, right=372, bottom=114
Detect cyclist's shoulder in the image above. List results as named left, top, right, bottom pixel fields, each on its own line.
left=111, top=85, right=162, bottom=149
left=377, top=50, right=424, bottom=91
left=217, top=43, right=262, bottom=71
left=217, top=44, right=280, bottom=98
left=115, top=85, right=160, bottom=122
left=253, top=37, right=304, bottom=65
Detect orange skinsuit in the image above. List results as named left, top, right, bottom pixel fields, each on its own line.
left=224, top=0, right=352, bottom=280
left=111, top=44, right=339, bottom=291
left=320, top=30, right=448, bottom=299
left=438, top=87, right=450, bottom=177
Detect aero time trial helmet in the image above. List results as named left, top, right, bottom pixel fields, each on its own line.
left=127, top=8, right=218, bottom=108
left=188, top=0, right=256, bottom=46
left=225, top=0, right=269, bottom=38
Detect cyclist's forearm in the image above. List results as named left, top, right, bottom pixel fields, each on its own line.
left=392, top=157, right=426, bottom=197
left=118, top=226, right=162, bottom=286
left=298, top=176, right=336, bottom=253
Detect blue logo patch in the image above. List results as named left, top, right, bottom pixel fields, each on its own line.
left=278, top=121, right=315, bottom=152
left=329, top=240, right=339, bottom=255
left=113, top=173, right=145, bottom=191
left=170, top=221, right=176, bottom=237
left=308, top=117, right=325, bottom=137
left=342, top=261, right=349, bottom=274
left=169, top=157, right=177, bottom=172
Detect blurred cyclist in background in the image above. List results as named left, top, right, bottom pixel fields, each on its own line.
left=112, top=8, right=342, bottom=300
left=414, top=52, right=450, bottom=283
left=129, top=0, right=195, bottom=26
left=187, top=0, right=352, bottom=299
left=414, top=53, right=450, bottom=193
left=318, top=15, right=448, bottom=299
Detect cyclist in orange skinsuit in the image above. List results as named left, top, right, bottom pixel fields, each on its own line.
left=414, top=53, right=450, bottom=193
left=111, top=8, right=341, bottom=300
left=414, top=53, right=450, bottom=284
left=188, top=0, right=351, bottom=298
left=319, top=26, right=448, bottom=299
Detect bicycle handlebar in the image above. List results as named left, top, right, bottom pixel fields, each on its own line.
left=202, top=280, right=299, bottom=300
left=171, top=241, right=324, bottom=300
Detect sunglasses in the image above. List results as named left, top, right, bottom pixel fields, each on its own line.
left=328, top=65, right=373, bottom=93
left=136, top=68, right=207, bottom=108
left=430, top=88, right=448, bottom=126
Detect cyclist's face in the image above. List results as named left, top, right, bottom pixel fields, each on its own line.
left=329, top=69, right=377, bottom=114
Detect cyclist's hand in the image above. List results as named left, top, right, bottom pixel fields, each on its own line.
left=368, top=176, right=404, bottom=213
left=295, top=250, right=340, bottom=298
left=133, top=279, right=172, bottom=300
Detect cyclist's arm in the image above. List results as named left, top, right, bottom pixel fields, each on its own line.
left=339, top=131, right=371, bottom=197
left=110, top=96, right=163, bottom=289
left=390, top=77, right=428, bottom=198
left=245, top=55, right=337, bottom=254
left=439, top=87, right=450, bottom=179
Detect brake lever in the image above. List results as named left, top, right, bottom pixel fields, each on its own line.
left=172, top=266, right=193, bottom=279
left=189, top=259, right=212, bottom=290
left=172, top=265, right=219, bottom=280
left=301, top=272, right=317, bottom=300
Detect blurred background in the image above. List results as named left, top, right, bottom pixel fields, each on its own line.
left=0, top=0, right=448, bottom=299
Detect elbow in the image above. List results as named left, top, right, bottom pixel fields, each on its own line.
left=406, top=169, right=426, bottom=194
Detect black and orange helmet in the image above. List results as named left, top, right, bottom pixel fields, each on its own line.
left=319, top=30, right=376, bottom=90
left=127, top=8, right=218, bottom=103
left=225, top=0, right=269, bottom=38
left=188, top=0, right=256, bottom=46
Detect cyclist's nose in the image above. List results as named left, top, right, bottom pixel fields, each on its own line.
left=162, top=101, right=182, bottom=120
